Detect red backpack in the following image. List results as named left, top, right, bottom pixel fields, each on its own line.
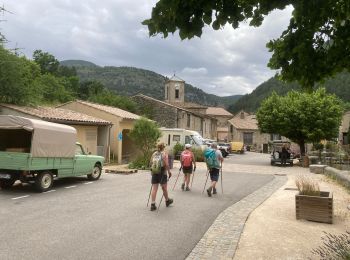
left=181, top=151, right=193, bottom=167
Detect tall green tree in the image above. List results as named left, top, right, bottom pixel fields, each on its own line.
left=0, top=46, right=42, bottom=105
left=33, top=50, right=60, bottom=75
left=256, top=88, right=343, bottom=155
left=128, top=117, right=162, bottom=167
left=143, top=0, right=350, bottom=89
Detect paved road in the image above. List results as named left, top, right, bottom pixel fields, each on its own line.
left=0, top=153, right=273, bottom=260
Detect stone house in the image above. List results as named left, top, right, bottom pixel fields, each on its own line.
left=57, top=100, right=140, bottom=164
left=0, top=103, right=111, bottom=159
left=206, top=107, right=233, bottom=141
left=133, top=94, right=217, bottom=139
left=228, top=111, right=289, bottom=152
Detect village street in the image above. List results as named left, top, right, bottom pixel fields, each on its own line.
left=0, top=152, right=277, bottom=260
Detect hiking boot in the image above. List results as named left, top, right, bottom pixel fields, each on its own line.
left=165, top=198, right=173, bottom=207
left=181, top=183, right=185, bottom=191
left=185, top=187, right=190, bottom=191
left=150, top=203, right=157, bottom=211
left=207, top=188, right=212, bottom=197
left=213, top=188, right=217, bottom=194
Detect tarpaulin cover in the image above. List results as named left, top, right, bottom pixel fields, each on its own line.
left=0, top=115, right=77, bottom=158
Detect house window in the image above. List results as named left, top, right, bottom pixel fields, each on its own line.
left=187, top=114, right=191, bottom=127
left=243, top=132, right=253, bottom=145
left=270, top=133, right=281, bottom=141
left=85, top=129, right=96, bottom=141
left=230, top=125, right=233, bottom=133
left=165, top=86, right=168, bottom=99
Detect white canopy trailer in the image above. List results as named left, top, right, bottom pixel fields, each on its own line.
left=0, top=115, right=77, bottom=158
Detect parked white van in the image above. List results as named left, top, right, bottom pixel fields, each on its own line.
left=159, top=128, right=205, bottom=150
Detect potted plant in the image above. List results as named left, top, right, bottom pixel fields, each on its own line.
left=295, top=174, right=333, bottom=224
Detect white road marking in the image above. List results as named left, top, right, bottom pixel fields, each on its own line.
left=12, top=195, right=30, bottom=200
left=84, top=182, right=93, bottom=185
left=65, top=185, right=77, bottom=189
left=43, top=189, right=56, bottom=193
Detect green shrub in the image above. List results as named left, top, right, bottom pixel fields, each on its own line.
left=128, top=156, right=150, bottom=170
left=173, top=142, right=184, bottom=159
left=192, top=147, right=204, bottom=162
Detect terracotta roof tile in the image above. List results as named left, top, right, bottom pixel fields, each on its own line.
left=206, top=107, right=233, bottom=116
left=73, top=100, right=140, bottom=120
left=0, top=104, right=111, bottom=125
left=229, top=111, right=259, bottom=130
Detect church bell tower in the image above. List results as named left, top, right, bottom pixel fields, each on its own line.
left=164, top=75, right=185, bottom=103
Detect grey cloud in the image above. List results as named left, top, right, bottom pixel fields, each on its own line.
left=2, top=0, right=292, bottom=96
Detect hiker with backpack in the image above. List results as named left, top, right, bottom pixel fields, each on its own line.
left=149, top=143, right=173, bottom=211
left=180, top=144, right=196, bottom=191
left=204, top=143, right=224, bottom=197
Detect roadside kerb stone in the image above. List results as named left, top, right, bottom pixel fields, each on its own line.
left=186, top=175, right=287, bottom=260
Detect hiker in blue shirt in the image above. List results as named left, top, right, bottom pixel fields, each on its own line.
left=206, top=143, right=224, bottom=197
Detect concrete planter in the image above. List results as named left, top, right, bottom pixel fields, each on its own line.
left=295, top=191, right=333, bottom=224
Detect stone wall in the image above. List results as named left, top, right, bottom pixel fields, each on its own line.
left=133, top=96, right=178, bottom=128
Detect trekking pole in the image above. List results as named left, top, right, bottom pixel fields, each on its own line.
left=158, top=175, right=170, bottom=211
left=190, top=166, right=196, bottom=188
left=202, top=169, right=209, bottom=194
left=146, top=184, right=152, bottom=207
left=172, top=167, right=182, bottom=191
left=220, top=162, right=224, bottom=194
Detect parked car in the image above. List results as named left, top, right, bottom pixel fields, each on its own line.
left=217, top=142, right=230, bottom=157
left=270, top=140, right=294, bottom=166
left=231, top=141, right=244, bottom=154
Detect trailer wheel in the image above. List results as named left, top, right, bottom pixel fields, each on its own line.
left=0, top=179, right=15, bottom=189
left=35, top=171, right=53, bottom=192
left=87, top=165, right=102, bottom=181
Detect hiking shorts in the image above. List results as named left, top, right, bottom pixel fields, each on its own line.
left=209, top=168, right=220, bottom=182
left=182, top=166, right=193, bottom=174
left=151, top=168, right=168, bottom=184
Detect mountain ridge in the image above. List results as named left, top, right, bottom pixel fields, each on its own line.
left=60, top=59, right=242, bottom=108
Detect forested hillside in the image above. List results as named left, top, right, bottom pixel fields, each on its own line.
left=228, top=71, right=350, bottom=113
left=61, top=60, right=242, bottom=107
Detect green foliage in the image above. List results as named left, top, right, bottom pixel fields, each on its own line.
left=0, top=46, right=42, bottom=105
left=256, top=88, right=343, bottom=155
left=34, top=74, right=74, bottom=103
left=192, top=147, right=205, bottom=162
left=173, top=142, right=184, bottom=158
left=143, top=0, right=350, bottom=89
left=128, top=118, right=162, bottom=168
left=33, top=50, right=60, bottom=75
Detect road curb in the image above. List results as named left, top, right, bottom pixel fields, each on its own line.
left=186, top=175, right=287, bottom=260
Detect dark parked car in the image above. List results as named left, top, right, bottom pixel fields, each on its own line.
left=270, top=140, right=294, bottom=166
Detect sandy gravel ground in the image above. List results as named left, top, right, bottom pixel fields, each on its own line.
left=233, top=165, right=350, bottom=260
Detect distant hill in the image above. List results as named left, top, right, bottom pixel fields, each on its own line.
left=228, top=71, right=350, bottom=113
left=60, top=60, right=99, bottom=68
left=60, top=60, right=242, bottom=108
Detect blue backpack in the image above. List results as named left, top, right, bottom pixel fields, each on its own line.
left=204, top=149, right=220, bottom=169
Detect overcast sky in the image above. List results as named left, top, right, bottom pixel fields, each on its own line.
left=1, top=1, right=293, bottom=96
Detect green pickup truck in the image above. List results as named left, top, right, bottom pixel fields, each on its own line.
left=0, top=115, right=105, bottom=192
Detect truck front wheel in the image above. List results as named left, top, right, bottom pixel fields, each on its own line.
left=0, top=179, right=16, bottom=189
left=87, top=165, right=101, bottom=181
left=35, top=171, right=53, bottom=192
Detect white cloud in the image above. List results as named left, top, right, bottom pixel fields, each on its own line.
left=1, top=0, right=293, bottom=96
